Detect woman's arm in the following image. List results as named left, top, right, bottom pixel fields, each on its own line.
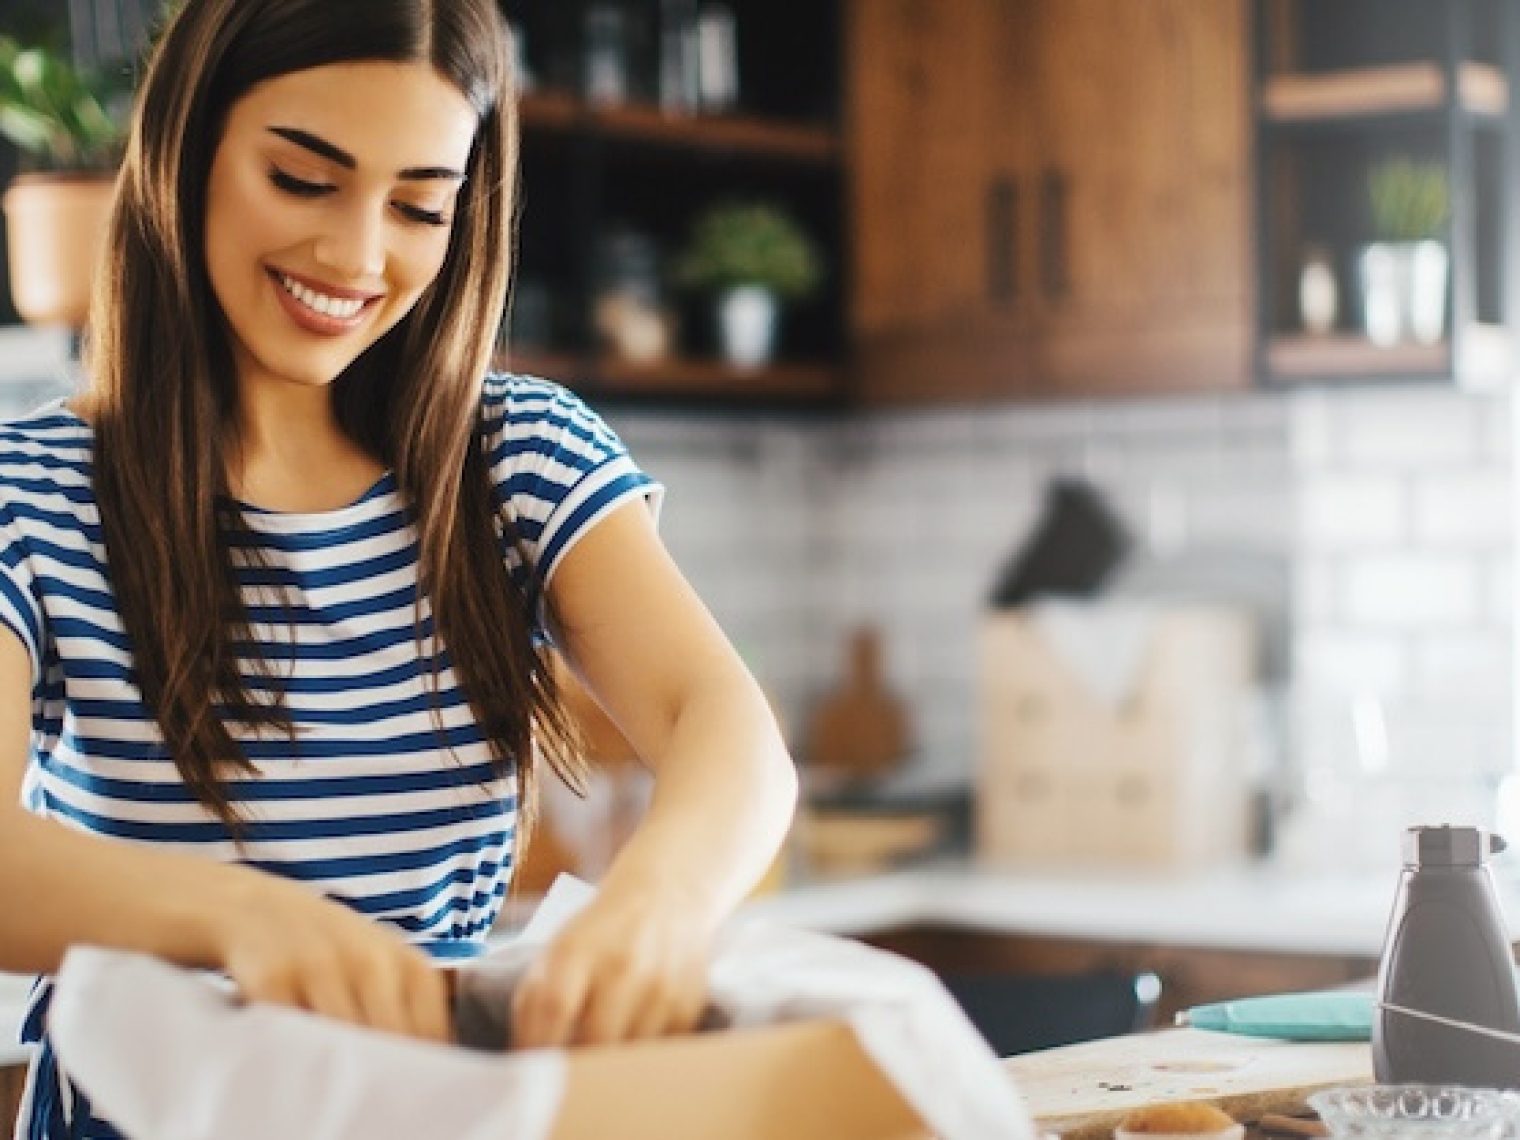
left=511, top=498, right=798, bottom=1048
left=0, top=630, right=451, bottom=1043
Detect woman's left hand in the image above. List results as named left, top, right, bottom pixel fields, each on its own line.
left=510, top=880, right=717, bottom=1049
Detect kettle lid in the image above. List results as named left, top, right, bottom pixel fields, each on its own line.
left=1403, top=825, right=1507, bottom=867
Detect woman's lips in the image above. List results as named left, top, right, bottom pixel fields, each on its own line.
left=267, top=269, right=380, bottom=336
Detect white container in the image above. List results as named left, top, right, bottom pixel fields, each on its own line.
left=1358, top=240, right=1449, bottom=347
left=717, top=284, right=778, bottom=368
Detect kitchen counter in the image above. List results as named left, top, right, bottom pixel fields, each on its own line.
left=740, top=860, right=1415, bottom=957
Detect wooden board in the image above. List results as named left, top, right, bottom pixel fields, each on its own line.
left=1006, top=1029, right=1372, bottom=1140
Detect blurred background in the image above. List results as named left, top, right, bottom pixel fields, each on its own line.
left=0, top=0, right=1517, bottom=895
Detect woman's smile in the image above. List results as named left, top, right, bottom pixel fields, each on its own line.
left=266, top=267, right=382, bottom=335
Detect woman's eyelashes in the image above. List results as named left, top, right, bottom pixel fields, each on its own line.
left=266, top=168, right=451, bottom=227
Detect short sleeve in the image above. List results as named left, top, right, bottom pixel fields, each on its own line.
left=480, top=373, right=664, bottom=612
left=0, top=491, right=44, bottom=687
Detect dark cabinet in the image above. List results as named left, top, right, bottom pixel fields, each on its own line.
left=499, top=1, right=848, bottom=407
left=861, top=926, right=1376, bottom=1025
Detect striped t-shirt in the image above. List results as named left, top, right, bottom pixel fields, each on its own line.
left=0, top=373, right=660, bottom=1137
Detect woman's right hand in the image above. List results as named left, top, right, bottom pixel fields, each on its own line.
left=208, top=866, right=453, bottom=1045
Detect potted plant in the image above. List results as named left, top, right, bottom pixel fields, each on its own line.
left=673, top=200, right=822, bottom=368
left=0, top=35, right=130, bottom=327
left=1358, top=157, right=1449, bottom=347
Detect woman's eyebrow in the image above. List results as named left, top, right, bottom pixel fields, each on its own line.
left=266, top=125, right=467, bottom=182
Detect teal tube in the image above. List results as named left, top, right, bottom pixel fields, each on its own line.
left=1178, top=991, right=1373, bottom=1042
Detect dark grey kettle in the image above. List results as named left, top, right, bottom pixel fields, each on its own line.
left=1374, top=825, right=1520, bottom=1087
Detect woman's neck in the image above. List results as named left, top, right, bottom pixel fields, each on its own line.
left=227, top=381, right=386, bottom=513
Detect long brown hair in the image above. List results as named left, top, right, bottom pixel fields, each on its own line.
left=82, top=0, right=581, bottom=853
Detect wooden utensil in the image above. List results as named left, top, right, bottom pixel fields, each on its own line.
left=804, top=626, right=911, bottom=780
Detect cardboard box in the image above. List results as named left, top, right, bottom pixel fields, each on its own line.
left=551, top=1018, right=928, bottom=1139
left=977, top=605, right=1257, bottom=868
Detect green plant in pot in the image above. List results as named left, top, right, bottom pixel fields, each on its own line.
left=0, top=35, right=131, bottom=327
left=673, top=200, right=823, bottom=369
left=1359, top=157, right=1450, bottom=348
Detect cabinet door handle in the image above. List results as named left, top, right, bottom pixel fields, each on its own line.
left=986, top=174, right=1018, bottom=305
left=1039, top=168, right=1070, bottom=300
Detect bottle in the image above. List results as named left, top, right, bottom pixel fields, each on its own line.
left=1374, top=825, right=1520, bottom=1087
left=1298, top=245, right=1338, bottom=336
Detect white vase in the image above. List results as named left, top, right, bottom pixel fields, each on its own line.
left=1297, top=248, right=1338, bottom=336
left=1357, top=240, right=1448, bottom=347
left=716, top=285, right=778, bottom=369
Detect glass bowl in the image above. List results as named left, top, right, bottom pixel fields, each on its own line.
left=1309, top=1085, right=1513, bottom=1140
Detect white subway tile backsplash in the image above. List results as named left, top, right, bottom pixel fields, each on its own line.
left=1479, top=391, right=1515, bottom=464
left=1110, top=395, right=1227, bottom=438
left=1300, top=474, right=1406, bottom=548
left=1411, top=470, right=1511, bottom=548
left=1295, top=560, right=1340, bottom=625
left=1294, top=628, right=1409, bottom=696
left=1485, top=556, right=1515, bottom=625
left=1337, top=388, right=1483, bottom=468
left=1377, top=703, right=1511, bottom=776
left=1412, top=632, right=1511, bottom=702
left=1290, top=390, right=1338, bottom=468
left=1343, top=553, right=1480, bottom=628
left=1187, top=488, right=1293, bottom=549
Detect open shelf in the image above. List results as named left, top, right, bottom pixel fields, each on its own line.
left=1266, top=324, right=1513, bottom=382
left=499, top=2, right=846, bottom=407
left=500, top=349, right=842, bottom=403
left=1262, top=62, right=1508, bottom=122
left=519, top=91, right=840, bottom=165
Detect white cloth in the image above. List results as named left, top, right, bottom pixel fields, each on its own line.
left=48, top=876, right=1035, bottom=1140
left=1028, top=600, right=1157, bottom=709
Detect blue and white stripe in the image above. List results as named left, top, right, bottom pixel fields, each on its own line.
left=1, top=372, right=661, bottom=1139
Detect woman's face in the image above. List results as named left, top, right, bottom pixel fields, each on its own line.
left=203, top=60, right=479, bottom=398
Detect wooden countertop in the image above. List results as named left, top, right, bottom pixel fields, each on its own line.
left=1008, top=1028, right=1372, bottom=1140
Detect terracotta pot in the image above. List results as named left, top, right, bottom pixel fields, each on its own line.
left=1, top=171, right=117, bottom=328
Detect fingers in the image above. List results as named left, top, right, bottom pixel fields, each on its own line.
left=627, top=977, right=705, bottom=1042
left=576, top=964, right=648, bottom=1046
left=512, top=954, right=593, bottom=1049
left=408, top=965, right=455, bottom=1045
left=581, top=958, right=706, bottom=1045
left=223, top=914, right=451, bottom=1044
left=512, top=944, right=708, bottom=1048
left=350, top=954, right=413, bottom=1039
left=295, top=959, right=364, bottom=1028
left=348, top=948, right=453, bottom=1044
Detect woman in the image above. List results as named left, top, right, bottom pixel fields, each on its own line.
left=0, top=1, right=797, bottom=1134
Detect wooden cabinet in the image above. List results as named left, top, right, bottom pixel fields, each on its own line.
left=847, top=0, right=1253, bottom=405
left=847, top=0, right=1035, bottom=403
left=861, top=926, right=1376, bottom=1025
left=1, top=1065, right=20, bottom=1135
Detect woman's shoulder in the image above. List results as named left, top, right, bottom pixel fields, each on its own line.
left=478, top=370, right=618, bottom=450
left=479, top=370, right=582, bottom=423
left=0, top=399, right=93, bottom=488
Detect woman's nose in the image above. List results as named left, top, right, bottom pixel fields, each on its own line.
left=312, top=203, right=386, bottom=282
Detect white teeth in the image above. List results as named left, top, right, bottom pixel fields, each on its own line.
left=277, top=273, right=368, bottom=320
